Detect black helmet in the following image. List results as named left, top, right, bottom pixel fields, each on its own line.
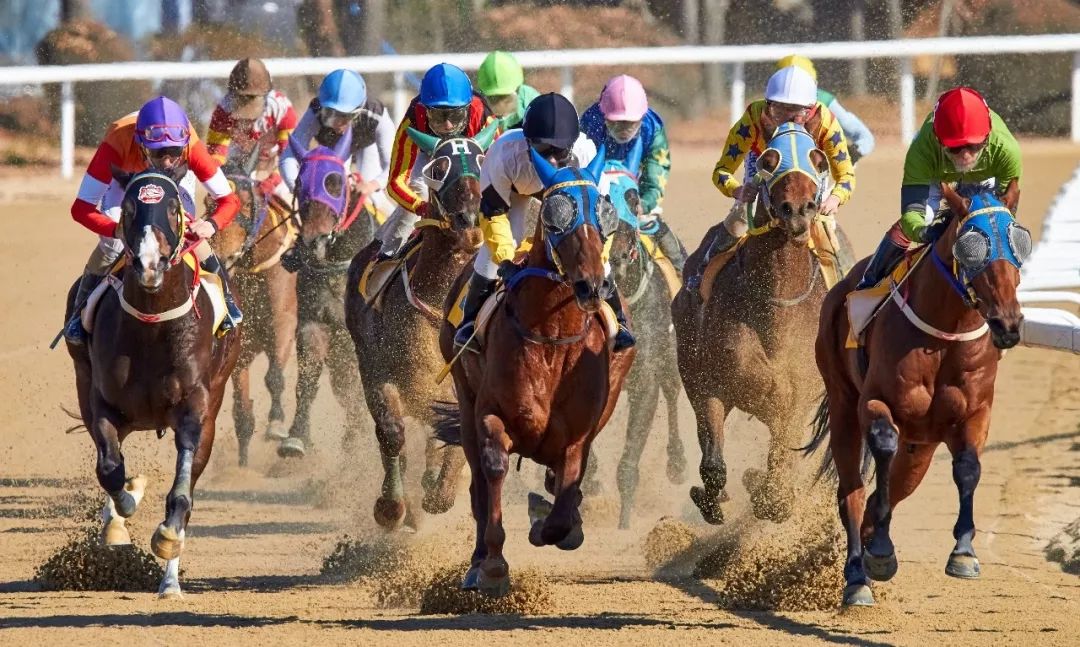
left=523, top=92, right=580, bottom=151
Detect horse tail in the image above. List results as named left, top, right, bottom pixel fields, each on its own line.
left=60, top=405, right=86, bottom=434
left=800, top=392, right=837, bottom=482
left=431, top=400, right=462, bottom=446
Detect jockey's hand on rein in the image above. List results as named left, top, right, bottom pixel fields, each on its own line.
left=189, top=219, right=217, bottom=240
left=497, top=260, right=522, bottom=282
left=819, top=195, right=841, bottom=217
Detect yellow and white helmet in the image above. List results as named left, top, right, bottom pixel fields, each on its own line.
left=765, top=65, right=817, bottom=107
left=776, top=54, right=817, bottom=81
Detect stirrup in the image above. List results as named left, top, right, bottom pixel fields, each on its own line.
left=64, top=316, right=87, bottom=345
left=453, top=321, right=480, bottom=353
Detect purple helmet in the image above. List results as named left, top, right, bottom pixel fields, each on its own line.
left=135, top=96, right=191, bottom=150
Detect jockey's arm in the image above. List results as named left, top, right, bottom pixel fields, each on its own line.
left=188, top=141, right=240, bottom=231
left=478, top=185, right=517, bottom=265
left=71, top=139, right=126, bottom=238
left=825, top=97, right=875, bottom=158
left=386, top=113, right=425, bottom=213
left=355, top=106, right=396, bottom=190
left=279, top=106, right=319, bottom=192
left=205, top=104, right=233, bottom=165
left=817, top=105, right=856, bottom=207
left=712, top=107, right=756, bottom=199
left=638, top=124, right=670, bottom=214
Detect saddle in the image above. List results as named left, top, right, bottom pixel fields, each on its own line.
left=356, top=235, right=424, bottom=309
left=82, top=254, right=227, bottom=335
left=637, top=234, right=682, bottom=299
left=844, top=247, right=927, bottom=349
left=698, top=215, right=842, bottom=302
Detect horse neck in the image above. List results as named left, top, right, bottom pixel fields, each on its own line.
left=410, top=225, right=468, bottom=300
left=744, top=229, right=814, bottom=301
left=904, top=227, right=984, bottom=334
left=121, top=260, right=193, bottom=316
left=249, top=204, right=291, bottom=267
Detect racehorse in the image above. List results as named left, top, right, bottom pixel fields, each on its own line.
left=64, top=170, right=240, bottom=597
left=212, top=162, right=297, bottom=466
left=807, top=184, right=1028, bottom=606
left=435, top=146, right=635, bottom=597
left=345, top=124, right=496, bottom=530
left=277, top=135, right=376, bottom=458
left=672, top=121, right=849, bottom=525
left=601, top=154, right=686, bottom=529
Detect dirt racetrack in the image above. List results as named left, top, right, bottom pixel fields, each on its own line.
left=0, top=139, right=1078, bottom=645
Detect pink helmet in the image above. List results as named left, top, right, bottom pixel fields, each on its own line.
left=600, top=75, right=648, bottom=121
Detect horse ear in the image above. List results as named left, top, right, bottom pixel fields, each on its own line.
left=110, top=164, right=133, bottom=188
left=585, top=143, right=606, bottom=184
left=475, top=120, right=501, bottom=151
left=758, top=149, right=781, bottom=174
left=939, top=182, right=969, bottom=218
left=623, top=187, right=642, bottom=218
left=331, top=128, right=353, bottom=161
left=407, top=127, right=439, bottom=155
left=529, top=146, right=559, bottom=188
left=809, top=148, right=829, bottom=175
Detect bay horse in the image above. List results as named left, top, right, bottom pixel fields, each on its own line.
left=277, top=136, right=376, bottom=458
left=345, top=123, right=497, bottom=530
left=602, top=155, right=686, bottom=529
left=64, top=170, right=241, bottom=597
left=808, top=185, right=1028, bottom=606
left=672, top=121, right=849, bottom=525
left=212, top=162, right=297, bottom=466
left=435, top=146, right=635, bottom=597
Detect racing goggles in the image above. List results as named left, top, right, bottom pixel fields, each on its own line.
left=945, top=138, right=988, bottom=155
left=529, top=140, right=573, bottom=165
left=140, top=125, right=189, bottom=144
left=319, top=106, right=358, bottom=129
left=427, top=106, right=469, bottom=131
left=605, top=120, right=642, bottom=143
left=766, top=101, right=811, bottom=122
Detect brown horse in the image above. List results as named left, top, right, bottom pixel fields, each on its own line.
left=345, top=125, right=494, bottom=530
left=808, top=184, right=1028, bottom=606
left=672, top=121, right=844, bottom=525
left=64, top=171, right=240, bottom=597
left=435, top=148, right=635, bottom=597
left=276, top=143, right=376, bottom=458
left=212, top=164, right=297, bottom=466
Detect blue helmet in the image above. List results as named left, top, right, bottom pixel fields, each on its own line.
left=318, top=69, right=366, bottom=113
left=420, top=63, right=472, bottom=108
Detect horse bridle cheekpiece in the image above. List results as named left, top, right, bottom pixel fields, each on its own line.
left=125, top=172, right=187, bottom=265
left=754, top=122, right=830, bottom=209
left=934, top=192, right=1031, bottom=308
left=529, top=144, right=617, bottom=275
left=406, top=121, right=499, bottom=219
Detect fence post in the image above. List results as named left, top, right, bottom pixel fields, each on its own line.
left=729, top=61, right=744, bottom=122
left=61, top=81, right=75, bottom=179
left=1072, top=51, right=1080, bottom=143
left=900, top=57, right=915, bottom=143
left=393, top=72, right=406, bottom=123
left=560, top=66, right=574, bottom=105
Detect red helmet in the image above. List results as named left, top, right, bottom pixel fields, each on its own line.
left=933, top=87, right=991, bottom=148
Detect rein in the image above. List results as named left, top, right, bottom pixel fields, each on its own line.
left=769, top=251, right=820, bottom=307
left=503, top=267, right=593, bottom=346
left=624, top=238, right=655, bottom=306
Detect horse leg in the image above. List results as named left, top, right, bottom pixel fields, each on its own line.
left=422, top=436, right=467, bottom=515
left=860, top=400, right=901, bottom=583
left=617, top=377, right=660, bottom=529
left=662, top=369, right=687, bottom=485
left=90, top=396, right=143, bottom=522
left=829, top=392, right=874, bottom=606
left=688, top=395, right=729, bottom=525
left=264, top=355, right=288, bottom=441
left=281, top=321, right=329, bottom=457
left=328, top=328, right=367, bottom=454
left=476, top=413, right=512, bottom=598
left=363, top=380, right=407, bottom=529
left=745, top=414, right=798, bottom=523
left=532, top=443, right=588, bottom=551
left=265, top=268, right=296, bottom=442
left=231, top=358, right=255, bottom=467
left=944, top=413, right=989, bottom=579
left=455, top=394, right=489, bottom=591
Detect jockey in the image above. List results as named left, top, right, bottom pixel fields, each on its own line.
left=776, top=55, right=875, bottom=163
left=476, top=50, right=540, bottom=129
left=64, top=96, right=243, bottom=345
left=855, top=86, right=1021, bottom=290
left=278, top=69, right=397, bottom=220
left=580, top=74, right=685, bottom=275
left=453, top=92, right=636, bottom=353
left=694, top=65, right=855, bottom=288
left=376, top=63, right=497, bottom=260
left=205, top=58, right=298, bottom=212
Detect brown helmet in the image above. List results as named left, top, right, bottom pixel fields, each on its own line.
left=227, top=58, right=271, bottom=120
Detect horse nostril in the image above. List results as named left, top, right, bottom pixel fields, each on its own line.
left=600, top=279, right=614, bottom=299
left=573, top=280, right=592, bottom=302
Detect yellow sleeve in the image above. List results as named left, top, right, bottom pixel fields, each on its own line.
left=817, top=105, right=856, bottom=205
left=711, top=105, right=758, bottom=198
left=480, top=213, right=517, bottom=265
left=601, top=233, right=613, bottom=266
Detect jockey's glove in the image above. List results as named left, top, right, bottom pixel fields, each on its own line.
left=280, top=246, right=302, bottom=273
left=497, top=260, right=522, bottom=283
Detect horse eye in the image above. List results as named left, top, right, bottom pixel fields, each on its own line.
left=954, top=230, right=990, bottom=270
left=1007, top=223, right=1032, bottom=262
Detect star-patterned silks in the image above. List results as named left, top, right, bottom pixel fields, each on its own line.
left=727, top=143, right=741, bottom=160
left=835, top=150, right=848, bottom=163
left=736, top=123, right=752, bottom=140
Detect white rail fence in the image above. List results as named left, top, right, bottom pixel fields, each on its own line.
left=0, top=34, right=1079, bottom=178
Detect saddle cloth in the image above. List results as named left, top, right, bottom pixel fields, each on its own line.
left=698, top=215, right=842, bottom=302
left=356, top=238, right=424, bottom=309
left=844, top=248, right=927, bottom=349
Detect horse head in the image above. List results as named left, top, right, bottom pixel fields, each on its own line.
left=597, top=153, right=645, bottom=288
left=406, top=120, right=499, bottom=251
left=755, top=122, right=829, bottom=244
left=530, top=144, right=618, bottom=313
left=212, top=161, right=262, bottom=267
left=295, top=143, right=349, bottom=263
left=116, top=171, right=188, bottom=292
left=937, top=184, right=1030, bottom=349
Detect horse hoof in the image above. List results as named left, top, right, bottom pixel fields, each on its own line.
left=478, top=560, right=510, bottom=598
left=666, top=455, right=687, bottom=485
left=556, top=524, right=585, bottom=551
left=529, top=520, right=546, bottom=547
left=461, top=565, right=481, bottom=591
left=277, top=437, right=306, bottom=458
left=421, top=491, right=455, bottom=515
left=264, top=420, right=289, bottom=441
left=945, top=553, right=981, bottom=579
left=373, top=497, right=406, bottom=530
left=151, top=524, right=184, bottom=561
left=742, top=468, right=765, bottom=495
left=126, top=474, right=148, bottom=500
left=863, top=550, right=898, bottom=582
left=101, top=520, right=131, bottom=546
left=157, top=584, right=183, bottom=600
left=527, top=492, right=553, bottom=527
left=689, top=486, right=724, bottom=525
left=842, top=583, right=875, bottom=607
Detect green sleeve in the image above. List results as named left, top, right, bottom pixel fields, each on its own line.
left=513, top=84, right=541, bottom=127
left=988, top=111, right=1022, bottom=186
left=899, top=116, right=940, bottom=241
left=639, top=126, right=670, bottom=213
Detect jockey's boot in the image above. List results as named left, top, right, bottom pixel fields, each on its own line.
left=604, top=290, right=636, bottom=352
left=454, top=272, right=497, bottom=352
left=654, top=218, right=687, bottom=277
left=202, top=253, right=243, bottom=331
left=855, top=234, right=908, bottom=291
left=685, top=225, right=738, bottom=292
left=63, top=270, right=105, bottom=346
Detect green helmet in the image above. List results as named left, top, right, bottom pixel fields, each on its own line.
left=477, top=51, right=524, bottom=96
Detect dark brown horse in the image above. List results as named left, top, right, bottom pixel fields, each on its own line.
left=277, top=143, right=376, bottom=458
left=345, top=125, right=495, bottom=529
left=435, top=148, right=635, bottom=597
left=808, top=184, right=1027, bottom=606
left=64, top=171, right=240, bottom=597
left=672, top=121, right=845, bottom=526
left=212, top=164, right=297, bottom=465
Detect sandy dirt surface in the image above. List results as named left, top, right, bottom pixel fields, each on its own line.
left=0, top=140, right=1078, bottom=645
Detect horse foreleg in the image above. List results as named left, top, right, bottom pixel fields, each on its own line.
left=91, top=396, right=140, bottom=519
left=944, top=411, right=989, bottom=580
left=264, top=356, right=288, bottom=441
left=265, top=267, right=297, bottom=441
left=457, top=395, right=489, bottom=592
left=364, top=381, right=407, bottom=529
left=230, top=359, right=255, bottom=467
left=662, top=368, right=686, bottom=485
left=282, top=321, right=329, bottom=457
left=534, top=442, right=587, bottom=551
left=617, top=377, right=660, bottom=529
left=476, top=413, right=511, bottom=598
left=688, top=395, right=729, bottom=525
left=860, top=399, right=900, bottom=583
left=328, top=329, right=367, bottom=454
left=829, top=393, right=873, bottom=606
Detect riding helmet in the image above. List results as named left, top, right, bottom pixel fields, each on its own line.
left=775, top=54, right=817, bottom=81
left=765, top=66, right=817, bottom=107
left=135, top=96, right=191, bottom=149
left=477, top=51, right=524, bottom=96
left=420, top=63, right=473, bottom=108
left=599, top=75, right=648, bottom=122
left=318, top=69, right=367, bottom=113
left=933, top=87, right=991, bottom=148
left=523, top=92, right=580, bottom=150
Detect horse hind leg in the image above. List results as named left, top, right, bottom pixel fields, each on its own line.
left=476, top=414, right=512, bottom=598
left=264, top=358, right=289, bottom=441
left=617, top=378, right=660, bottom=529
left=231, top=361, right=255, bottom=467
left=92, top=401, right=142, bottom=520
left=100, top=474, right=147, bottom=545
left=828, top=393, right=874, bottom=606
left=422, top=437, right=467, bottom=515
left=329, top=328, right=368, bottom=454
left=281, top=322, right=329, bottom=458
left=532, top=443, right=587, bottom=552
left=662, top=373, right=687, bottom=485
left=945, top=447, right=982, bottom=579
left=861, top=403, right=900, bottom=583
left=365, top=381, right=408, bottom=530
left=688, top=395, right=729, bottom=525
